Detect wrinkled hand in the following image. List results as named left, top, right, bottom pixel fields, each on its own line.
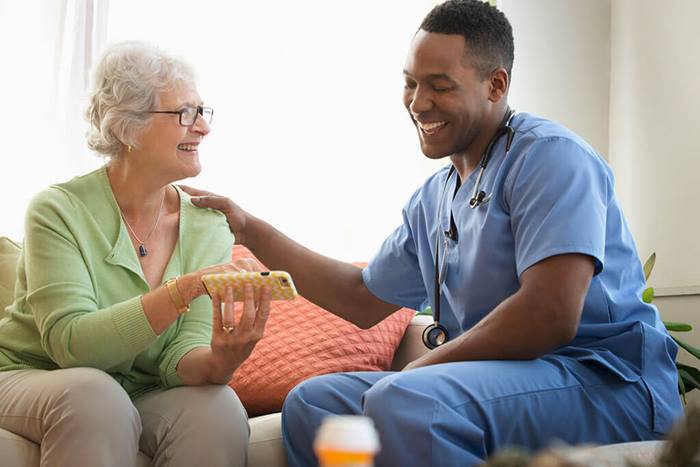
left=209, top=283, right=272, bottom=377
left=178, top=260, right=260, bottom=303
left=179, top=185, right=248, bottom=243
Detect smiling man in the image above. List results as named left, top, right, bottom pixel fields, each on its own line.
left=186, top=1, right=683, bottom=465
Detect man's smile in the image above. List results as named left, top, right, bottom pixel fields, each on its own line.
left=416, top=120, right=448, bottom=136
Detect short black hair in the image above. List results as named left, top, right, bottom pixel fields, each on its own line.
left=420, top=0, right=514, bottom=80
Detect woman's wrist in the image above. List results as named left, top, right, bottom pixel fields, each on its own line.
left=177, top=273, right=206, bottom=304
left=206, top=348, right=239, bottom=384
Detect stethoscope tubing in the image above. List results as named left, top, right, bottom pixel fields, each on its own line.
left=425, top=108, right=516, bottom=349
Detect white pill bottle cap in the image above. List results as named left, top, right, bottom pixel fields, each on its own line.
left=314, top=415, right=380, bottom=459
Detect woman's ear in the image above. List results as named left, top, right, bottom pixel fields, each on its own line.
left=488, top=68, right=509, bottom=103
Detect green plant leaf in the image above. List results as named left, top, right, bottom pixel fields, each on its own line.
left=677, top=369, right=687, bottom=403
left=663, top=321, right=693, bottom=332
left=677, top=364, right=700, bottom=392
left=679, top=370, right=700, bottom=396
left=672, top=336, right=700, bottom=360
left=642, top=287, right=654, bottom=304
left=643, top=252, right=656, bottom=282
left=677, top=362, right=700, bottom=372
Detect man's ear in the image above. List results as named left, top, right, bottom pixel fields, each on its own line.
left=488, top=68, right=509, bottom=103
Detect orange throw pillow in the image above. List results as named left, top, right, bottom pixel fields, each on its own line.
left=228, top=246, right=415, bottom=417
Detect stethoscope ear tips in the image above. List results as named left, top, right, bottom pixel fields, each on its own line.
left=422, top=323, right=449, bottom=349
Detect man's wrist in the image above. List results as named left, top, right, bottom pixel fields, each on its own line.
left=239, top=214, right=266, bottom=251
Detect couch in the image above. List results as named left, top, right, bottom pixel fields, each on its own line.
left=0, top=235, right=432, bottom=466
left=0, top=314, right=432, bottom=467
left=0, top=237, right=681, bottom=466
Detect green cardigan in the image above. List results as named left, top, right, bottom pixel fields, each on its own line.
left=0, top=167, right=233, bottom=399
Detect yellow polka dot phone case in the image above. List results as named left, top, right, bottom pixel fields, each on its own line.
left=201, top=271, right=298, bottom=301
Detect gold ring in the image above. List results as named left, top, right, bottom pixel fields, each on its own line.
left=222, top=326, right=234, bottom=333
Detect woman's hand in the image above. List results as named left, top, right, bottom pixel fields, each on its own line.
left=207, top=283, right=272, bottom=382
left=179, top=185, right=249, bottom=244
left=177, top=258, right=263, bottom=304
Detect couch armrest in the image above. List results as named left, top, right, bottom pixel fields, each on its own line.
left=390, top=314, right=432, bottom=371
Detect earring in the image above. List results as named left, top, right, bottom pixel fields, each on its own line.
left=127, top=145, right=133, bottom=153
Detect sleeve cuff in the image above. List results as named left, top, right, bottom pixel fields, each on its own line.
left=162, top=344, right=208, bottom=388
left=110, top=295, right=157, bottom=351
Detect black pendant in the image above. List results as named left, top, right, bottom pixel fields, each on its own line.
left=139, top=244, right=148, bottom=257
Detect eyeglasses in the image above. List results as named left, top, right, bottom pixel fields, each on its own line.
left=147, top=105, right=214, bottom=127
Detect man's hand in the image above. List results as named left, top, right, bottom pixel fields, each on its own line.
left=404, top=254, right=594, bottom=370
left=179, top=185, right=248, bottom=244
left=402, top=355, right=432, bottom=371
left=181, top=185, right=399, bottom=330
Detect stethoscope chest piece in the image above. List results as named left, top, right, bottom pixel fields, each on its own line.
left=422, top=322, right=449, bottom=349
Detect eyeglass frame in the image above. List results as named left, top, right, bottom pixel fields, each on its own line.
left=146, top=105, right=214, bottom=127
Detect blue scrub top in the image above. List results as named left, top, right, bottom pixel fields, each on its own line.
left=362, top=112, right=681, bottom=433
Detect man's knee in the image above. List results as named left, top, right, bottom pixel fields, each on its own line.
left=284, top=374, right=338, bottom=416
left=362, top=371, right=449, bottom=424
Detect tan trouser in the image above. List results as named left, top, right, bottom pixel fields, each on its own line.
left=0, top=367, right=249, bottom=467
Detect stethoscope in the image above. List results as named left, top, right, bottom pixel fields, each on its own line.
left=422, top=108, right=517, bottom=349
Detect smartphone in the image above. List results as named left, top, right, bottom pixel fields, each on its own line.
left=201, top=271, right=298, bottom=302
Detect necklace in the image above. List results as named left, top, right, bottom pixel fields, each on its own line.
left=118, top=190, right=166, bottom=257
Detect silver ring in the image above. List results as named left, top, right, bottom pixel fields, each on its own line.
left=222, top=326, right=234, bottom=333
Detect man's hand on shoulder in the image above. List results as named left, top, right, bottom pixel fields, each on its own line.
left=179, top=185, right=249, bottom=244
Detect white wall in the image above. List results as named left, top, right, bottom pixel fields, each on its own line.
left=609, top=0, right=700, bottom=294
left=608, top=0, right=700, bottom=405
left=503, top=0, right=700, bottom=294
left=501, top=0, right=611, bottom=158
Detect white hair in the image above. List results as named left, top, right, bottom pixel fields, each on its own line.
left=85, top=41, right=196, bottom=157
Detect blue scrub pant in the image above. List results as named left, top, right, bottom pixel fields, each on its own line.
left=282, top=357, right=661, bottom=466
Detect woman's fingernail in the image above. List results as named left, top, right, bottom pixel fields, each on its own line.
left=191, top=197, right=200, bottom=205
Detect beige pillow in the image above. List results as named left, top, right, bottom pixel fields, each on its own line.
left=0, top=237, right=21, bottom=317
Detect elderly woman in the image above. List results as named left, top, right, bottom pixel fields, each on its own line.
left=0, top=41, right=269, bottom=466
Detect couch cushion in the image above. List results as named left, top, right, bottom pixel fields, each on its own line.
left=229, top=246, right=415, bottom=417
left=249, top=413, right=286, bottom=467
left=390, top=314, right=432, bottom=371
left=0, top=237, right=21, bottom=318
left=565, top=441, right=666, bottom=465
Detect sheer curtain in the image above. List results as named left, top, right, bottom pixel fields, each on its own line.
left=2, top=1, right=441, bottom=261
left=1, top=0, right=107, bottom=241
left=52, top=0, right=109, bottom=154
